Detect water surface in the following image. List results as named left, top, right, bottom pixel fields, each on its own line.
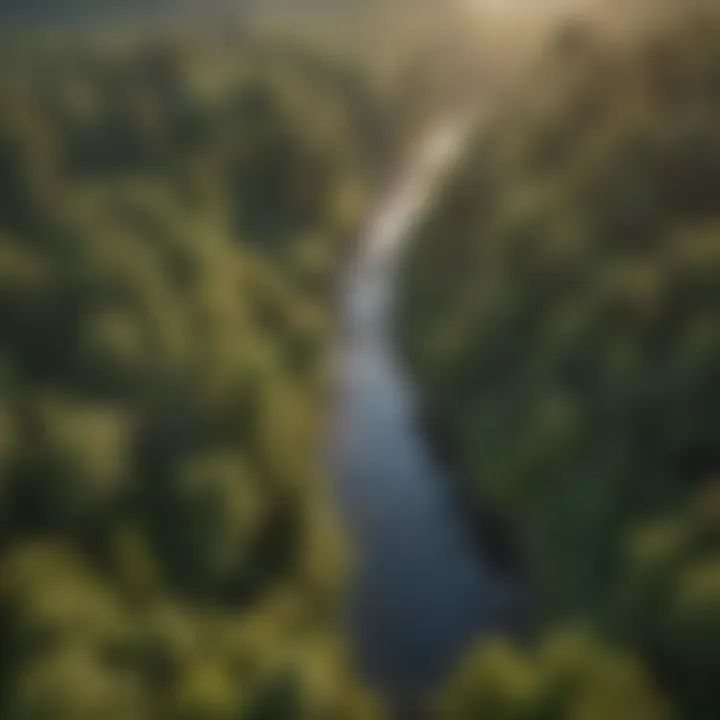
left=332, top=118, right=518, bottom=693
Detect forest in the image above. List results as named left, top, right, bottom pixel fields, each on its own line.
left=0, top=26, right=393, bottom=720
left=399, top=1, right=720, bottom=717
left=1, top=0, right=719, bottom=718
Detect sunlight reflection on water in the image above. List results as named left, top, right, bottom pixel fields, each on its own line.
left=332, top=114, right=519, bottom=693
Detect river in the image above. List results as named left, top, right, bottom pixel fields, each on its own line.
left=331, top=116, right=520, bottom=697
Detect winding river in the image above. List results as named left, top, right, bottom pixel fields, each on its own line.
left=332, top=117, right=520, bottom=695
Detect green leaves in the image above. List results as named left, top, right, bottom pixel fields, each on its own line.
left=439, top=631, right=672, bottom=720
left=0, top=34, right=377, bottom=720
left=400, top=5, right=720, bottom=717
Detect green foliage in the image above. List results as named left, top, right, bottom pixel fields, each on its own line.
left=400, top=3, right=720, bottom=717
left=608, top=486, right=720, bottom=717
left=438, top=630, right=671, bottom=720
left=0, top=34, right=384, bottom=719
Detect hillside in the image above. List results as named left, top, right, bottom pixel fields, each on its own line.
left=399, top=2, right=720, bottom=717
left=0, top=33, right=390, bottom=719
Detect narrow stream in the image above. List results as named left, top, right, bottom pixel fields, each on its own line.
left=331, top=117, right=519, bottom=695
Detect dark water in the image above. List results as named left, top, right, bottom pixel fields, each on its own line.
left=332, top=119, right=519, bottom=694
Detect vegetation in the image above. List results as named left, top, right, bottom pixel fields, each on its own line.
left=0, top=32, right=392, bottom=719
left=9, top=0, right=720, bottom=716
left=399, top=2, right=720, bottom=717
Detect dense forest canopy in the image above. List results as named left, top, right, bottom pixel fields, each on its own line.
left=3, top=0, right=720, bottom=717
left=0, top=31, right=395, bottom=719
left=399, top=1, right=720, bottom=717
